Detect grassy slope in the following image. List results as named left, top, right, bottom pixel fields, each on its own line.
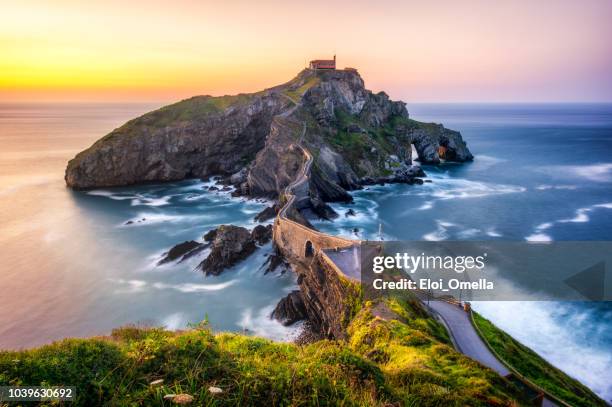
left=472, top=313, right=606, bottom=407
left=0, top=301, right=529, bottom=406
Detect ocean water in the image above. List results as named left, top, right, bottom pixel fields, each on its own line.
left=0, top=103, right=301, bottom=350
left=313, top=103, right=612, bottom=401
left=1, top=103, right=611, bottom=401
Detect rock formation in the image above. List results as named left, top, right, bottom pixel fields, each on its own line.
left=65, top=69, right=473, bottom=207
left=271, top=290, right=308, bottom=326
left=157, top=240, right=205, bottom=265
left=195, top=224, right=272, bottom=276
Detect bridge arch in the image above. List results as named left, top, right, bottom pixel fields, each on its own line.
left=304, top=240, right=314, bottom=257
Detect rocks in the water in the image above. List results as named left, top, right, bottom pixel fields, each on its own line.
left=254, top=204, right=278, bottom=222
left=160, top=224, right=269, bottom=274
left=229, top=167, right=248, bottom=185
left=310, top=197, right=338, bottom=221
left=271, top=290, right=307, bottom=326
left=203, top=229, right=217, bottom=242
left=262, top=249, right=290, bottom=274
left=251, top=224, right=272, bottom=245
left=411, top=125, right=474, bottom=164
left=158, top=240, right=203, bottom=265
left=360, top=165, right=427, bottom=186
left=197, top=225, right=256, bottom=276
left=345, top=209, right=356, bottom=217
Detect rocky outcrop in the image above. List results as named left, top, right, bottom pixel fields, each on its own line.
left=197, top=225, right=256, bottom=276
left=271, top=290, right=308, bottom=326
left=254, top=204, right=279, bottom=223
left=157, top=240, right=205, bottom=265
left=360, top=165, right=426, bottom=186
left=65, top=94, right=291, bottom=189
left=246, top=119, right=304, bottom=197
left=196, top=224, right=272, bottom=275
left=251, top=224, right=272, bottom=245
left=411, top=125, right=473, bottom=164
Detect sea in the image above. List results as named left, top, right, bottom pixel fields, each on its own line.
left=0, top=102, right=610, bottom=401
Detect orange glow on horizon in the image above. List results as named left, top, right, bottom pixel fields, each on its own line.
left=2, top=0, right=612, bottom=103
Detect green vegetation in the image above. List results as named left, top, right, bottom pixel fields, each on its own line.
left=284, top=76, right=320, bottom=104
left=144, top=94, right=253, bottom=127
left=100, top=94, right=254, bottom=143
left=0, top=302, right=532, bottom=406
left=472, top=312, right=607, bottom=407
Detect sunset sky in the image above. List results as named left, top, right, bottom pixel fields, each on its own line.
left=2, top=0, right=612, bottom=103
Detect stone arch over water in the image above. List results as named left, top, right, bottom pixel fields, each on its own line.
left=304, top=240, right=314, bottom=257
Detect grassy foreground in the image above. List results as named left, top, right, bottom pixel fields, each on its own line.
left=0, top=299, right=533, bottom=406
left=472, top=313, right=606, bottom=407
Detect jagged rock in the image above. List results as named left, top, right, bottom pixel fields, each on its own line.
left=271, top=290, right=307, bottom=326
left=262, top=251, right=290, bottom=274
left=345, top=209, right=356, bottom=217
left=197, top=225, right=256, bottom=276
left=251, top=224, right=272, bottom=245
left=203, top=229, right=217, bottom=242
left=158, top=241, right=203, bottom=265
left=254, top=204, right=278, bottom=222
left=230, top=167, right=248, bottom=185
left=310, top=197, right=338, bottom=220
left=411, top=126, right=473, bottom=163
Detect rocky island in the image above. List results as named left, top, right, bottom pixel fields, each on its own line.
left=65, top=68, right=472, bottom=198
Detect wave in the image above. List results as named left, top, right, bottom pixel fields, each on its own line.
left=422, top=220, right=454, bottom=241
left=120, top=212, right=213, bottom=227
left=417, top=201, right=434, bottom=210
left=108, top=278, right=148, bottom=293
left=525, top=203, right=612, bottom=241
left=239, top=304, right=304, bottom=342
left=536, top=163, right=612, bottom=183
left=152, top=280, right=237, bottom=292
left=427, top=179, right=526, bottom=200
left=535, top=184, right=578, bottom=191
left=161, top=312, right=186, bottom=330
left=130, top=195, right=172, bottom=207
left=88, top=189, right=174, bottom=207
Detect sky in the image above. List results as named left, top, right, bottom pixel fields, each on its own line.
left=1, top=0, right=612, bottom=103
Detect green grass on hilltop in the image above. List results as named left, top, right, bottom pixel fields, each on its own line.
left=347, top=299, right=529, bottom=406
left=0, top=301, right=532, bottom=407
left=284, top=76, right=320, bottom=104
left=472, top=312, right=607, bottom=407
left=98, top=94, right=254, bottom=144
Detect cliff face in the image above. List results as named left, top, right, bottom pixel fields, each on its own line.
left=65, top=94, right=291, bottom=189
left=65, top=69, right=473, bottom=193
